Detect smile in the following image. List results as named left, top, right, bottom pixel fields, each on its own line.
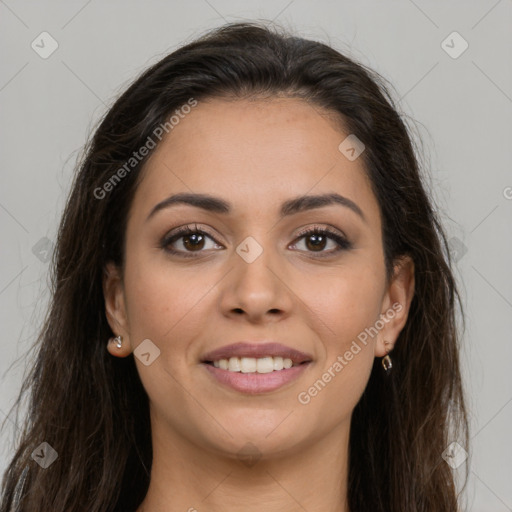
left=209, top=356, right=298, bottom=373
left=202, top=359, right=312, bottom=394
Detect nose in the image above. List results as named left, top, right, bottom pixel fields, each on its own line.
left=218, top=240, right=294, bottom=324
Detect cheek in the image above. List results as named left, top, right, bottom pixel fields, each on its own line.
left=294, top=259, right=384, bottom=404
left=122, top=251, right=207, bottom=347
left=301, top=259, right=384, bottom=341
left=122, top=257, right=211, bottom=403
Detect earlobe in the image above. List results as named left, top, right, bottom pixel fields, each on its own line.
left=375, top=255, right=415, bottom=358
left=106, top=334, right=132, bottom=358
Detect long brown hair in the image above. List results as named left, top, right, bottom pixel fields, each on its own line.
left=1, top=21, right=469, bottom=511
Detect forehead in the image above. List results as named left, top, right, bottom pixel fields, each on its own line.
left=131, top=97, right=380, bottom=225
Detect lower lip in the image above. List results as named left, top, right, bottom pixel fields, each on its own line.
left=202, top=362, right=312, bottom=394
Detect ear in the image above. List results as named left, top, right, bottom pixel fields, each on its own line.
left=103, top=261, right=131, bottom=357
left=374, top=255, right=415, bottom=357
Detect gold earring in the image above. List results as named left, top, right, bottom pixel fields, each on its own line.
left=382, top=340, right=393, bottom=373
left=382, top=354, right=392, bottom=373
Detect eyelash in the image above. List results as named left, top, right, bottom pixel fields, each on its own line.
left=160, top=223, right=352, bottom=259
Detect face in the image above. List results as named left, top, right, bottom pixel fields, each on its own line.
left=104, top=97, right=414, bottom=460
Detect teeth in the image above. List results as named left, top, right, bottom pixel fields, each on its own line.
left=210, top=356, right=297, bottom=373
left=228, top=357, right=241, bottom=372
left=257, top=357, right=274, bottom=373
left=273, top=356, right=284, bottom=371
left=240, top=357, right=257, bottom=373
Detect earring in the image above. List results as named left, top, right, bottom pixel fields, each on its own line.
left=382, top=354, right=392, bottom=373
left=108, top=335, right=123, bottom=349
left=382, top=340, right=393, bottom=374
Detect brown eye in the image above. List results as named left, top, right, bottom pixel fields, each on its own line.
left=291, top=227, right=352, bottom=256
left=161, top=225, right=223, bottom=257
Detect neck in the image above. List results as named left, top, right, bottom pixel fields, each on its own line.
left=136, top=415, right=351, bottom=512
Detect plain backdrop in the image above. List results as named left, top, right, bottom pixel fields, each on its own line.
left=1, top=1, right=511, bottom=510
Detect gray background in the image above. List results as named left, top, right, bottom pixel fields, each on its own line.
left=1, top=1, right=511, bottom=510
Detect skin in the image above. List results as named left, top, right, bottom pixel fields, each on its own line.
left=103, top=97, right=415, bottom=512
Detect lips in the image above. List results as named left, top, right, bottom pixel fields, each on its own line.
left=200, top=341, right=313, bottom=365
left=203, top=362, right=311, bottom=394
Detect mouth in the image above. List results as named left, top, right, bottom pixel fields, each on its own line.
left=200, top=342, right=313, bottom=394
left=202, top=356, right=309, bottom=373
left=200, top=341, right=312, bottom=369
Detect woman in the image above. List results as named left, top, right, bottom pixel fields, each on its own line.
left=0, top=21, right=469, bottom=511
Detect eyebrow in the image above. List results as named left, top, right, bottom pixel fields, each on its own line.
left=146, top=192, right=366, bottom=223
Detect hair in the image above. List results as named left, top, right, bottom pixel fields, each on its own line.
left=1, top=21, right=469, bottom=512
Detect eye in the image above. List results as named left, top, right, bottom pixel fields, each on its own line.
left=161, top=224, right=352, bottom=259
left=161, top=224, right=223, bottom=257
left=290, top=226, right=352, bottom=256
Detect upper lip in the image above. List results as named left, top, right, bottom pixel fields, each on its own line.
left=201, top=342, right=313, bottom=365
